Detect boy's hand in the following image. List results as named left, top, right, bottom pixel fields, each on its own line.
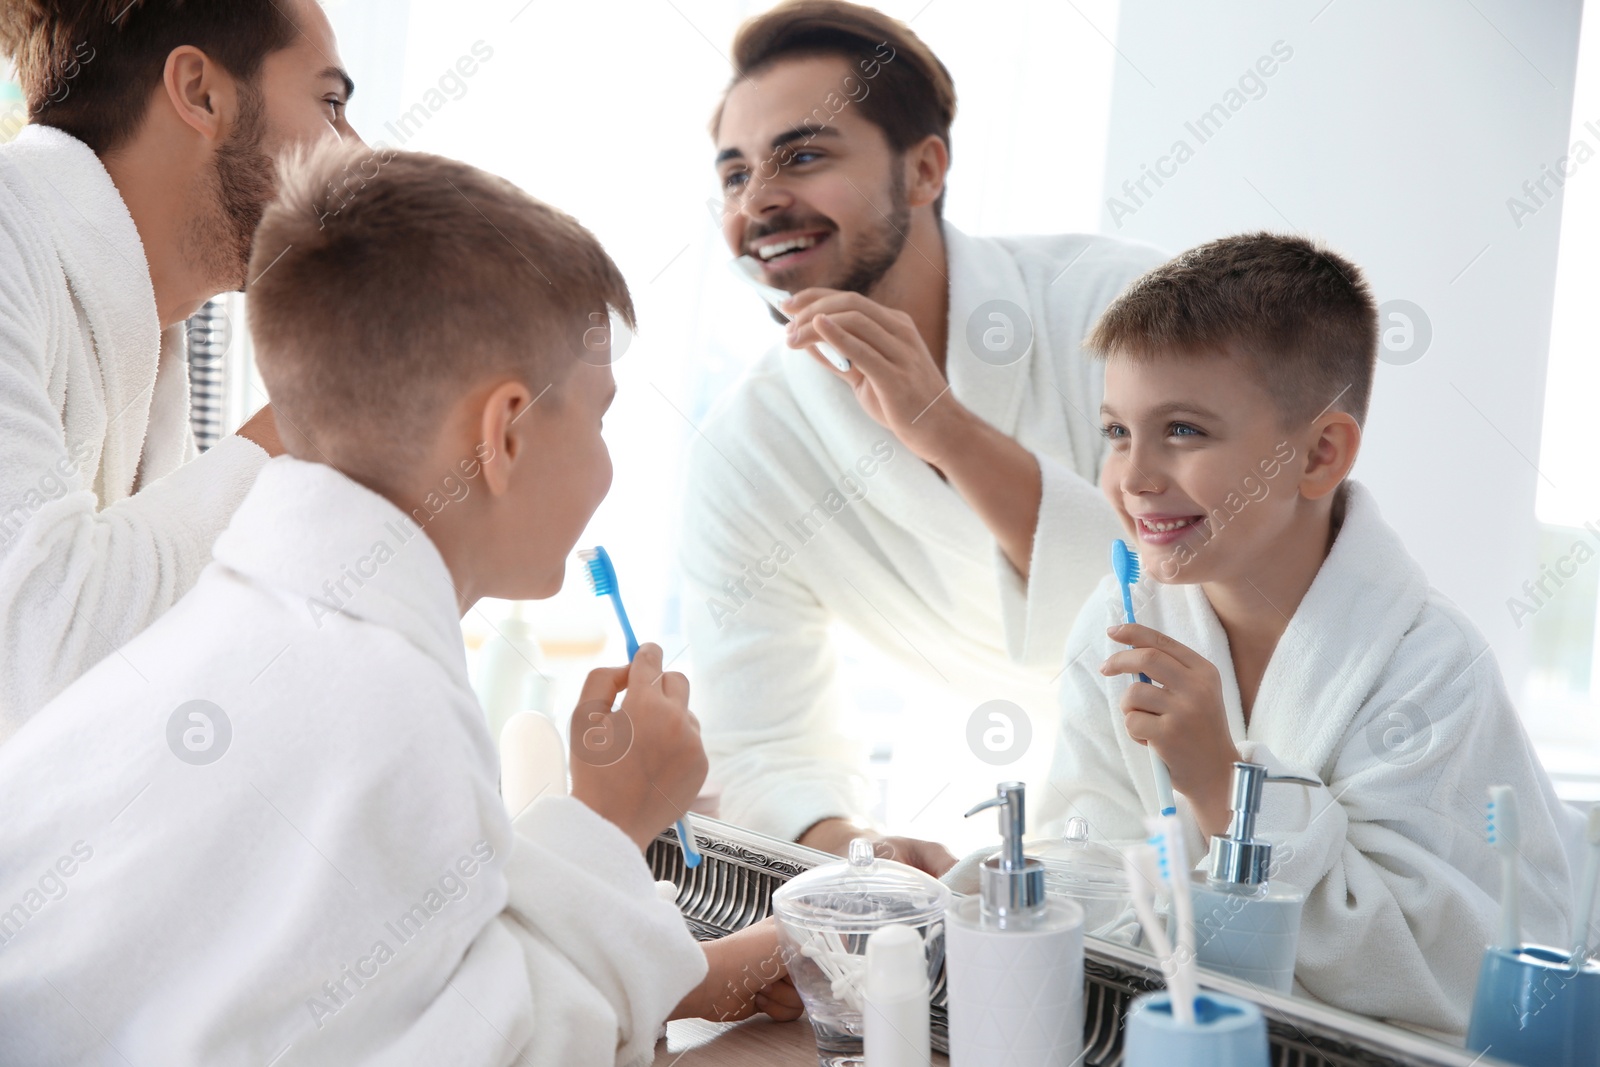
left=1100, top=623, right=1238, bottom=836
left=671, top=917, right=805, bottom=1023
left=568, top=643, right=708, bottom=851
left=783, top=289, right=971, bottom=468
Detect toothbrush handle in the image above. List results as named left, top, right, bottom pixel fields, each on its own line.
left=1500, top=863, right=1521, bottom=953
left=1150, top=751, right=1177, bottom=818
left=1575, top=851, right=1600, bottom=960
left=676, top=818, right=701, bottom=868
left=612, top=593, right=639, bottom=660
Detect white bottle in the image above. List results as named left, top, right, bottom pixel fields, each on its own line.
left=864, top=924, right=931, bottom=1067
left=946, top=782, right=1084, bottom=1066
left=1187, top=761, right=1314, bottom=993
left=473, top=601, right=551, bottom=746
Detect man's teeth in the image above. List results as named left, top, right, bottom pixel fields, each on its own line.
left=1142, top=517, right=1198, bottom=533
left=757, top=234, right=819, bottom=261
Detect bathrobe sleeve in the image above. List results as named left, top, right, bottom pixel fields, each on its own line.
left=1048, top=576, right=1151, bottom=843
left=995, top=455, right=1123, bottom=669
left=1238, top=613, right=1572, bottom=1035
left=485, top=797, right=708, bottom=1067
left=0, top=206, right=265, bottom=731
left=680, top=454, right=872, bottom=845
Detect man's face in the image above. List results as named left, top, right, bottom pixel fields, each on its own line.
left=714, top=54, right=908, bottom=301
left=195, top=0, right=358, bottom=291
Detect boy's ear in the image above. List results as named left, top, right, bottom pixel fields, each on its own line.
left=477, top=379, right=536, bottom=497
left=1298, top=411, right=1361, bottom=502
left=162, top=46, right=231, bottom=142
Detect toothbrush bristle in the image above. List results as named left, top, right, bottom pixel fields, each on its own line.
left=1112, top=539, right=1142, bottom=586
left=578, top=547, right=615, bottom=596
left=1488, top=786, right=1519, bottom=849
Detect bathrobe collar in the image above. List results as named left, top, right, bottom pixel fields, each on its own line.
left=211, top=456, right=470, bottom=685
left=780, top=223, right=1035, bottom=553
left=6, top=124, right=165, bottom=500
left=1167, top=482, right=1430, bottom=776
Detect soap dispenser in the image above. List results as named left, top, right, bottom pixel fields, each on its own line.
left=1187, top=761, right=1315, bottom=993
left=946, top=782, right=1084, bottom=1067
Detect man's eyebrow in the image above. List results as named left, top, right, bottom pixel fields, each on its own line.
left=319, top=66, right=355, bottom=100
left=715, top=124, right=841, bottom=167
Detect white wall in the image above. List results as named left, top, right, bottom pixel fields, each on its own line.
left=1100, top=0, right=1585, bottom=693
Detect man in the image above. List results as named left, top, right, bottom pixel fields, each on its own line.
left=0, top=0, right=358, bottom=733
left=682, top=0, right=1166, bottom=867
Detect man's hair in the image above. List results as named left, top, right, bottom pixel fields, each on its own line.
left=0, top=0, right=297, bottom=154
left=716, top=0, right=956, bottom=216
left=1086, top=232, right=1379, bottom=426
left=248, top=142, right=635, bottom=490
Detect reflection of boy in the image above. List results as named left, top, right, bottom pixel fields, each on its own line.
left=1051, top=233, right=1572, bottom=1033
left=0, top=144, right=798, bottom=1064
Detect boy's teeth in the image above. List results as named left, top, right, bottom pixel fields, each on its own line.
left=757, top=234, right=819, bottom=261
left=1143, top=517, right=1197, bottom=533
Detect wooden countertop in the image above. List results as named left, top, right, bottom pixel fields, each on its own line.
left=655, top=1017, right=950, bottom=1065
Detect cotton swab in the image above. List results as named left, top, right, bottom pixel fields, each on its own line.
left=1487, top=786, right=1521, bottom=953
left=1572, top=807, right=1600, bottom=965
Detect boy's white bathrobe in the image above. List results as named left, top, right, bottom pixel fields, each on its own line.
left=1051, top=482, right=1573, bottom=1034
left=0, top=458, right=705, bottom=1066
left=0, top=125, right=266, bottom=735
left=681, top=226, right=1165, bottom=852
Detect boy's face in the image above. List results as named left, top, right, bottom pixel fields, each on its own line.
left=1099, top=353, right=1308, bottom=586
left=502, top=361, right=616, bottom=599
left=714, top=55, right=908, bottom=299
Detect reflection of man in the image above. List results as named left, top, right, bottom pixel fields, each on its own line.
left=0, top=0, right=358, bottom=733
left=682, top=0, right=1166, bottom=870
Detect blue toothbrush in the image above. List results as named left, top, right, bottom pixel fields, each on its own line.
left=1111, top=539, right=1177, bottom=818
left=579, top=546, right=701, bottom=869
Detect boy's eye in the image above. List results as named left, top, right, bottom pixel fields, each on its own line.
left=1100, top=424, right=1128, bottom=441
left=1169, top=422, right=1204, bottom=438
left=325, top=98, right=346, bottom=120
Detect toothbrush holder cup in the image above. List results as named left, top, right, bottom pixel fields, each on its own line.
left=1122, top=991, right=1270, bottom=1067
left=1465, top=944, right=1600, bottom=1067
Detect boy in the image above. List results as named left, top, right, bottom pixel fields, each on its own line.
left=0, top=142, right=798, bottom=1064
left=1052, top=233, right=1573, bottom=1034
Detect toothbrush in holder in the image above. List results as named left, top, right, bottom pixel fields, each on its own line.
left=580, top=546, right=701, bottom=869
left=1112, top=540, right=1177, bottom=818
left=1571, top=807, right=1600, bottom=965
left=1487, top=785, right=1520, bottom=952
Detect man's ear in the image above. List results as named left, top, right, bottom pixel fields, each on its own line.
left=476, top=379, right=536, bottom=497
left=903, top=134, right=949, bottom=211
left=162, top=46, right=232, bottom=142
left=1299, top=411, right=1361, bottom=502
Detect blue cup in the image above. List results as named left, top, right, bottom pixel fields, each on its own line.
left=1122, top=991, right=1269, bottom=1067
left=1465, top=945, right=1600, bottom=1067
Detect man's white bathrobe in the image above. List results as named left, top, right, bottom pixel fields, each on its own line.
left=681, top=225, right=1165, bottom=852
left=0, top=458, right=705, bottom=1066
left=1051, top=482, right=1573, bottom=1034
left=0, top=125, right=266, bottom=734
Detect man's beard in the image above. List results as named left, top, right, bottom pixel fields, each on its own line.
left=753, top=163, right=911, bottom=326
left=183, top=84, right=276, bottom=293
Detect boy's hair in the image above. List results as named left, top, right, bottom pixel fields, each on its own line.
left=714, top=0, right=956, bottom=216
left=248, top=142, right=635, bottom=490
left=0, top=0, right=298, bottom=154
left=1086, top=232, right=1379, bottom=426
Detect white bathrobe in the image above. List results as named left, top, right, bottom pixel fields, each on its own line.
left=0, top=124, right=266, bottom=735
left=1051, top=482, right=1574, bottom=1034
left=681, top=225, right=1165, bottom=852
left=0, top=457, right=706, bottom=1066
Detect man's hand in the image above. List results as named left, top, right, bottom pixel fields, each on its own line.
left=783, top=289, right=969, bottom=468
left=235, top=404, right=285, bottom=457
left=671, top=917, right=804, bottom=1023
left=784, top=287, right=1043, bottom=579
left=1100, top=623, right=1237, bottom=836
left=799, top=817, right=958, bottom=878
left=568, top=643, right=708, bottom=851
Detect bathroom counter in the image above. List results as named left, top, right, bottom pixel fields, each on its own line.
left=655, top=1017, right=950, bottom=1064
